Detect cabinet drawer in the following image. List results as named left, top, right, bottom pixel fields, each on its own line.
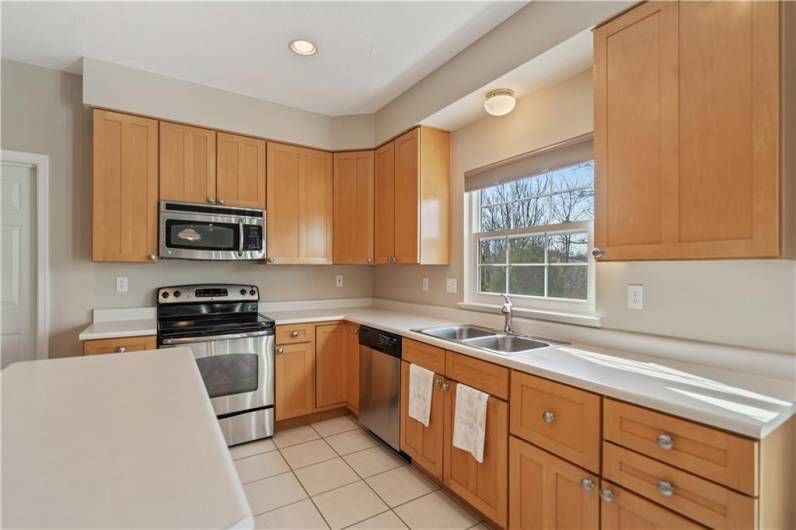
left=510, top=371, right=601, bottom=473
left=603, top=442, right=755, bottom=530
left=83, top=336, right=157, bottom=355
left=403, top=339, right=445, bottom=374
left=445, top=350, right=509, bottom=400
left=603, top=399, right=758, bottom=495
left=600, top=481, right=706, bottom=530
left=276, top=324, right=315, bottom=345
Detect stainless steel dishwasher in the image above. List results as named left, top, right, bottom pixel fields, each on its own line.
left=358, top=326, right=402, bottom=451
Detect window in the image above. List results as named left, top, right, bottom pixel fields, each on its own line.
left=468, top=160, right=595, bottom=313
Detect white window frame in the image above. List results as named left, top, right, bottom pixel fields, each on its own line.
left=463, top=174, right=598, bottom=325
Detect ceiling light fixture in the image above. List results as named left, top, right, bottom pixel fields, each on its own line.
left=289, top=39, right=318, bottom=56
left=484, top=88, right=516, bottom=116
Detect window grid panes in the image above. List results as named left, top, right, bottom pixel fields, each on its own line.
left=476, top=161, right=594, bottom=303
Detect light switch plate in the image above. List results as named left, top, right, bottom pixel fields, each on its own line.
left=446, top=278, right=457, bottom=294
left=336, top=275, right=344, bottom=288
left=422, top=277, right=430, bottom=291
left=627, top=284, right=644, bottom=309
left=116, top=276, right=128, bottom=293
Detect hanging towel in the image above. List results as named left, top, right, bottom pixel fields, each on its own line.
left=408, top=363, right=435, bottom=427
left=452, top=383, right=489, bottom=463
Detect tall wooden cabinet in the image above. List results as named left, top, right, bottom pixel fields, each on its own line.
left=315, top=323, right=348, bottom=408
left=375, top=127, right=450, bottom=265
left=159, top=122, right=216, bottom=204
left=266, top=142, right=333, bottom=264
left=333, top=151, right=374, bottom=264
left=217, top=132, right=266, bottom=209
left=92, top=109, right=159, bottom=262
left=594, top=0, right=781, bottom=260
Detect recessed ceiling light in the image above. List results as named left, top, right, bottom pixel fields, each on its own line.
left=484, top=88, right=516, bottom=116
left=289, top=39, right=318, bottom=56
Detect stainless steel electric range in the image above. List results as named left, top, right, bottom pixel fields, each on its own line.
left=156, top=284, right=274, bottom=446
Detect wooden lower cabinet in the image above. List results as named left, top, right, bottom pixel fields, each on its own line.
left=275, top=341, right=315, bottom=421
left=315, top=323, right=348, bottom=408
left=509, top=437, right=599, bottom=530
left=346, top=323, right=360, bottom=413
left=399, top=360, right=445, bottom=480
left=600, top=482, right=705, bottom=530
left=83, top=335, right=156, bottom=355
left=444, top=381, right=508, bottom=528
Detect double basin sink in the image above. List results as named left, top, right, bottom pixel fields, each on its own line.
left=413, top=325, right=562, bottom=356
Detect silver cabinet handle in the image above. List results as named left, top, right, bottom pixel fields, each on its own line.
left=440, top=380, right=450, bottom=391
left=656, top=481, right=675, bottom=498
left=581, top=478, right=595, bottom=492
left=433, top=376, right=442, bottom=388
left=542, top=411, right=556, bottom=423
left=218, top=198, right=225, bottom=205
left=290, top=330, right=300, bottom=337
left=352, top=327, right=359, bottom=334
left=599, top=489, right=615, bottom=503
left=276, top=347, right=284, bottom=355
left=657, top=433, right=675, bottom=450
left=207, top=196, right=216, bottom=204
left=148, top=254, right=157, bottom=261
left=367, top=257, right=373, bottom=263
left=116, top=346, right=126, bottom=353
left=592, top=248, right=604, bottom=258
left=265, top=257, right=275, bottom=264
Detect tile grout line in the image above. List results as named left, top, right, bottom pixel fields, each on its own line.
left=287, top=465, right=333, bottom=530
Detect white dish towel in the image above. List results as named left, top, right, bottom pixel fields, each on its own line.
left=452, top=383, right=489, bottom=463
left=408, top=363, right=435, bottom=427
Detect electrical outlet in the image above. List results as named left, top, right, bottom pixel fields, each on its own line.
left=336, top=275, right=344, bottom=288
left=422, top=277, right=430, bottom=291
left=115, top=276, right=128, bottom=293
left=446, top=278, right=457, bottom=294
left=627, top=284, right=644, bottom=309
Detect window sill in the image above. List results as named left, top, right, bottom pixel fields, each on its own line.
left=457, top=301, right=602, bottom=328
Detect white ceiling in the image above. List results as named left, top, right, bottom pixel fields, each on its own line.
left=1, top=1, right=526, bottom=116
left=422, top=28, right=593, bottom=131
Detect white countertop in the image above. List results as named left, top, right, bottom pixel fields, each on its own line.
left=268, top=307, right=796, bottom=439
left=77, top=304, right=796, bottom=439
left=1, top=349, right=253, bottom=529
left=79, top=318, right=157, bottom=340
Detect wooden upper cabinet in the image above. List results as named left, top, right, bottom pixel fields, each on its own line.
left=92, top=109, right=158, bottom=263
left=217, top=132, right=266, bottom=209
left=333, top=151, right=374, bottom=264
left=266, top=142, right=333, bottom=264
left=159, top=121, right=216, bottom=204
left=375, top=127, right=450, bottom=265
left=315, top=323, right=348, bottom=408
left=374, top=141, right=396, bottom=264
left=594, top=0, right=780, bottom=260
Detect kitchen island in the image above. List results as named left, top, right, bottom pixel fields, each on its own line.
left=1, top=348, right=252, bottom=529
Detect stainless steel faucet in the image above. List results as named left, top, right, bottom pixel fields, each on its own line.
left=501, top=293, right=513, bottom=334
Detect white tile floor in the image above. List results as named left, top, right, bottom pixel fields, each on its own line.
left=230, top=415, right=486, bottom=530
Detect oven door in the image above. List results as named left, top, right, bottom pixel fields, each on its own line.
left=160, top=331, right=274, bottom=416
left=159, top=206, right=265, bottom=260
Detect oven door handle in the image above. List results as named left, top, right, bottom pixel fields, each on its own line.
left=161, top=330, right=273, bottom=345
left=238, top=219, right=244, bottom=257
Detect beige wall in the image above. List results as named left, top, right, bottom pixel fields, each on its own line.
left=1, top=59, right=375, bottom=356
left=374, top=70, right=796, bottom=355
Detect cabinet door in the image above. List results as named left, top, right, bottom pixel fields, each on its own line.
left=374, top=142, right=395, bottom=264
left=600, top=482, right=705, bottom=530
left=267, top=142, right=333, bottom=264
left=443, top=382, right=509, bottom=528
left=275, top=341, right=315, bottom=421
left=333, top=151, right=374, bottom=264
left=394, top=128, right=419, bottom=264
left=400, top=361, right=445, bottom=480
left=159, top=121, right=216, bottom=204
left=316, top=323, right=348, bottom=408
left=217, top=132, right=266, bottom=209
left=92, top=109, right=158, bottom=262
left=346, top=323, right=360, bottom=413
left=509, top=437, right=599, bottom=530
left=83, top=336, right=157, bottom=355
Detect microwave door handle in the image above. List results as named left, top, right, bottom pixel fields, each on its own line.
left=238, top=219, right=244, bottom=257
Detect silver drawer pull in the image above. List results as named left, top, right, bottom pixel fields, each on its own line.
left=656, top=481, right=675, bottom=497
left=276, top=347, right=284, bottom=355
left=580, top=478, right=595, bottom=492
left=657, top=433, right=675, bottom=450
left=116, top=347, right=126, bottom=353
left=290, top=330, right=300, bottom=337
left=599, top=489, right=615, bottom=503
left=542, top=411, right=556, bottom=423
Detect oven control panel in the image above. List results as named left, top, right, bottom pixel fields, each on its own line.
left=157, top=284, right=259, bottom=304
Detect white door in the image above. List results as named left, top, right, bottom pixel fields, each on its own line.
left=1, top=160, right=37, bottom=368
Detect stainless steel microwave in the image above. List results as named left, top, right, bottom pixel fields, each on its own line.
left=159, top=201, right=266, bottom=261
